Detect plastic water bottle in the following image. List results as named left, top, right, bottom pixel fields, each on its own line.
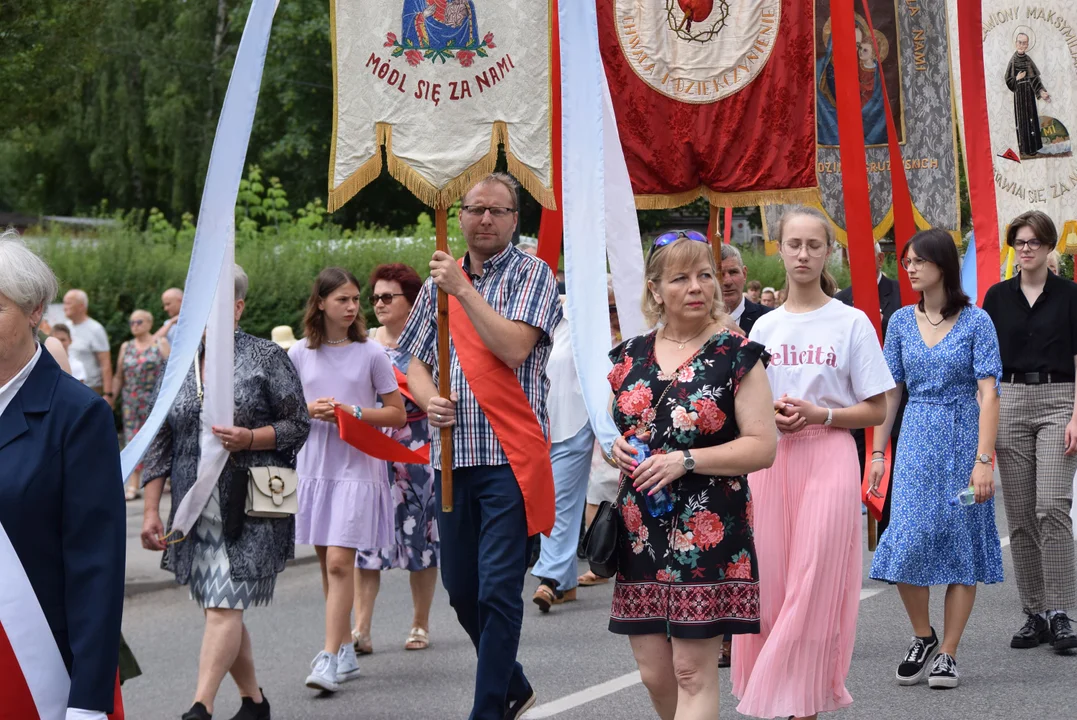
left=628, top=436, right=674, bottom=518
left=948, top=486, right=976, bottom=507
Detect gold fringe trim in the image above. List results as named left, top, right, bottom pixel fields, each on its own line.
left=327, top=152, right=383, bottom=214
left=704, top=186, right=820, bottom=209
left=634, top=186, right=820, bottom=211
left=327, top=121, right=556, bottom=211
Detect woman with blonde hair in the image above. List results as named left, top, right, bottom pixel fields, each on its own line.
left=732, top=207, right=894, bottom=719
left=608, top=230, right=777, bottom=719
left=114, top=308, right=170, bottom=500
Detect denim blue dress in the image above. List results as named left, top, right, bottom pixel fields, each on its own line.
left=869, top=306, right=1005, bottom=586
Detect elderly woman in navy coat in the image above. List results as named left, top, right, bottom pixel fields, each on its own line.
left=0, top=231, right=125, bottom=719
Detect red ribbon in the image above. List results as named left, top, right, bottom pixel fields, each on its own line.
left=832, top=0, right=884, bottom=343
left=0, top=620, right=39, bottom=719
left=393, top=365, right=417, bottom=405
left=536, top=0, right=562, bottom=272
left=957, top=0, right=1001, bottom=305
left=858, top=0, right=918, bottom=307
left=335, top=407, right=430, bottom=465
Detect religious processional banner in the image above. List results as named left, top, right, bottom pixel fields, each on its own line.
left=764, top=0, right=960, bottom=246
left=328, top=0, right=556, bottom=210
left=948, top=1, right=1077, bottom=252
left=597, top=0, right=819, bottom=209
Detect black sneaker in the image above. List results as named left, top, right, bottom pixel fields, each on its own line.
left=226, top=690, right=270, bottom=720
left=896, top=629, right=939, bottom=686
left=1049, top=612, right=1077, bottom=653
left=927, top=652, right=959, bottom=689
left=1011, top=612, right=1050, bottom=648
left=182, top=703, right=212, bottom=720
left=504, top=686, right=537, bottom=720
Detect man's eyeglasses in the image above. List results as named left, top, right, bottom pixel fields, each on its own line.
left=900, top=257, right=933, bottom=271
left=651, top=230, right=710, bottom=251
left=1013, top=238, right=1043, bottom=251
left=461, top=205, right=516, bottom=219
left=780, top=240, right=829, bottom=258
left=369, top=293, right=405, bottom=306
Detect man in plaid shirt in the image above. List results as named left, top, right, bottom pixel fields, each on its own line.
left=400, top=173, right=562, bottom=720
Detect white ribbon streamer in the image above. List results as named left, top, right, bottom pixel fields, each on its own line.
left=119, top=0, right=279, bottom=498
left=559, top=0, right=645, bottom=454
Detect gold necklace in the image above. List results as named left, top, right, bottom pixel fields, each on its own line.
left=661, top=323, right=712, bottom=350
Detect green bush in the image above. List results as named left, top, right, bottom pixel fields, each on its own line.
left=34, top=167, right=469, bottom=358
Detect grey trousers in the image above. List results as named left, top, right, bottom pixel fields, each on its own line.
left=996, top=382, right=1077, bottom=613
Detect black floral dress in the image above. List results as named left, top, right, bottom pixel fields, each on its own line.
left=607, top=330, right=767, bottom=639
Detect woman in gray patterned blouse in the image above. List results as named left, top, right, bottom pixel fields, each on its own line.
left=140, top=266, right=311, bottom=720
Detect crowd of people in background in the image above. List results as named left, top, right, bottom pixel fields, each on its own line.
left=6, top=182, right=1077, bottom=720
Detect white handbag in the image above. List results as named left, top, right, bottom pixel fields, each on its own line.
left=245, top=466, right=299, bottom=518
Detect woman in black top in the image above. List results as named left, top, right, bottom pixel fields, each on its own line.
left=982, top=210, right=1077, bottom=653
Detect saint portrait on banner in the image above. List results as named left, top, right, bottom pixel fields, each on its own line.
left=403, top=0, right=480, bottom=54
left=1003, top=26, right=1068, bottom=159
left=815, top=6, right=901, bottom=147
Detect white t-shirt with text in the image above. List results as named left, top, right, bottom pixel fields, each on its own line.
left=66, top=317, right=109, bottom=388
left=748, top=299, right=895, bottom=409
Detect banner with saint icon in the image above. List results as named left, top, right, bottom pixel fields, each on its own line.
left=764, top=0, right=961, bottom=246
left=328, top=0, right=556, bottom=211
left=597, top=0, right=819, bottom=208
left=948, top=0, right=1077, bottom=253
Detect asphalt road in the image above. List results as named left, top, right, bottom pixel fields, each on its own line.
left=122, top=493, right=1076, bottom=720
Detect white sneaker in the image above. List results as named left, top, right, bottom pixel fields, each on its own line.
left=336, top=643, right=361, bottom=682
left=305, top=650, right=341, bottom=692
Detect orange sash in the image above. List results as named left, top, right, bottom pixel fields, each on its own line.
left=448, top=270, right=555, bottom=537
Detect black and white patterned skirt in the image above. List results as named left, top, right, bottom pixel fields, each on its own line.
left=189, top=490, right=275, bottom=610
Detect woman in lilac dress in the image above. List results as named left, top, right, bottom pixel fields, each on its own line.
left=355, top=263, right=441, bottom=653
left=288, top=267, right=406, bottom=694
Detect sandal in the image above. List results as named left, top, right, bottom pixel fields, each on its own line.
left=125, top=487, right=140, bottom=502
left=405, top=627, right=430, bottom=651
left=577, top=571, right=609, bottom=587
left=351, top=629, right=373, bottom=655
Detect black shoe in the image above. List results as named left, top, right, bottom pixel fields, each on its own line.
left=896, top=629, right=939, bottom=686
left=927, top=652, right=959, bottom=689
left=1049, top=613, right=1077, bottom=653
left=226, top=690, right=270, bottom=720
left=182, top=703, right=212, bottom=720
left=504, top=686, right=537, bottom=720
left=1011, top=612, right=1050, bottom=648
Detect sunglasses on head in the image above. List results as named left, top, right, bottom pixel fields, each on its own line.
left=651, top=230, right=710, bottom=251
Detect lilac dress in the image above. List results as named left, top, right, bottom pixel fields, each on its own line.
left=289, top=338, right=397, bottom=550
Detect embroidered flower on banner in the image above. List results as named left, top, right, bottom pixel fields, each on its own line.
left=686, top=509, right=725, bottom=550
left=386, top=30, right=496, bottom=66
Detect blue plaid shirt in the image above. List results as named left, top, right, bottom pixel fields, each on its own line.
left=398, top=243, right=563, bottom=470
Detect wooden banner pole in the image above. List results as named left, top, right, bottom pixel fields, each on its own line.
left=436, top=207, right=454, bottom=512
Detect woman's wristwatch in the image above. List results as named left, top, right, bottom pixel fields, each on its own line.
left=976, top=453, right=992, bottom=465
left=682, top=450, right=695, bottom=472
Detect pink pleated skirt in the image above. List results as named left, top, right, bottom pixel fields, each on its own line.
left=731, top=426, right=862, bottom=719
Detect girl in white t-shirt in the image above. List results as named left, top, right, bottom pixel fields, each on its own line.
left=732, top=206, right=895, bottom=720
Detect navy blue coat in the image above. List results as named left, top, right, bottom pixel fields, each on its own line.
left=0, top=348, right=125, bottom=713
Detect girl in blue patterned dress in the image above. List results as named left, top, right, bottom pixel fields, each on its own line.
left=868, top=229, right=1004, bottom=690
